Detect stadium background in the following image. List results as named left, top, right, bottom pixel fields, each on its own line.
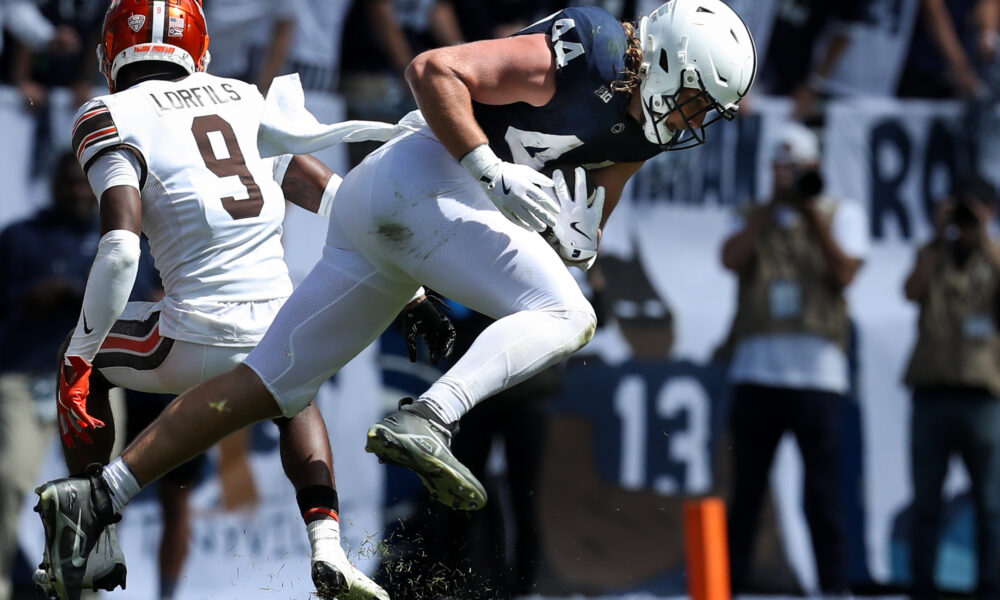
left=3, top=0, right=1000, bottom=598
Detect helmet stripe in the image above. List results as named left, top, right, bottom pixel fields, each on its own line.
left=151, top=0, right=165, bottom=43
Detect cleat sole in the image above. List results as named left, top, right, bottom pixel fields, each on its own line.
left=92, top=563, right=127, bottom=592
left=34, top=486, right=72, bottom=600
left=312, top=561, right=348, bottom=599
left=365, top=425, right=486, bottom=510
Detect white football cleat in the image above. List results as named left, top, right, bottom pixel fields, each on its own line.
left=308, top=519, right=389, bottom=600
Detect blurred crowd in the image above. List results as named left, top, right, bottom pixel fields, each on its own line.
left=2, top=0, right=1000, bottom=599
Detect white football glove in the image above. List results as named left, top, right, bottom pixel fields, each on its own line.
left=543, top=167, right=605, bottom=271
left=460, top=145, right=559, bottom=232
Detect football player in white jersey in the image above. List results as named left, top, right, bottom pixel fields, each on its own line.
left=35, top=1, right=756, bottom=597
left=31, top=1, right=456, bottom=599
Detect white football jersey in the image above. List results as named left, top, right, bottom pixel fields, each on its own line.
left=72, top=72, right=294, bottom=344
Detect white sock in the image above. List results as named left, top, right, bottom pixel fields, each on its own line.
left=307, top=519, right=345, bottom=563
left=102, top=457, right=142, bottom=514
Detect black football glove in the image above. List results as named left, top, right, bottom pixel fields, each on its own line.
left=401, top=294, right=456, bottom=365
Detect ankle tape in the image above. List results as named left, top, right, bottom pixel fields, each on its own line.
left=296, top=485, right=339, bottom=518
left=86, top=464, right=121, bottom=524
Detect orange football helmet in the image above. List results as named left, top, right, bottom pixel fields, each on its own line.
left=97, top=0, right=210, bottom=92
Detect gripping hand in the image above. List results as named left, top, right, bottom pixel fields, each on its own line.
left=58, top=355, right=104, bottom=448
left=543, top=167, right=605, bottom=270
left=401, top=294, right=456, bottom=365
left=461, top=145, right=559, bottom=232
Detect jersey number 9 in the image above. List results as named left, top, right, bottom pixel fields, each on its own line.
left=192, top=114, right=264, bottom=220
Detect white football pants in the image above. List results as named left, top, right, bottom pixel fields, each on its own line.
left=94, top=301, right=252, bottom=395
left=245, top=129, right=596, bottom=418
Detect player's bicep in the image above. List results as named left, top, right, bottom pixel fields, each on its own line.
left=85, top=149, right=142, bottom=236
left=98, top=186, right=142, bottom=236
left=422, top=34, right=558, bottom=107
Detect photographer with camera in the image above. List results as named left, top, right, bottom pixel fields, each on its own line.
left=718, top=121, right=869, bottom=595
left=903, top=175, right=1000, bottom=600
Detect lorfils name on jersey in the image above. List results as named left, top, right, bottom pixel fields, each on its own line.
left=148, top=83, right=243, bottom=113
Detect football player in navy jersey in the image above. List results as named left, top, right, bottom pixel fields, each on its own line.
left=35, top=1, right=755, bottom=594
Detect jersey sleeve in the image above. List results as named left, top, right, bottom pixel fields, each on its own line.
left=86, top=148, right=142, bottom=202
left=71, top=99, right=123, bottom=169
left=516, top=7, right=628, bottom=99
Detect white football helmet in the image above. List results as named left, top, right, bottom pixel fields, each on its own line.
left=637, top=0, right=757, bottom=149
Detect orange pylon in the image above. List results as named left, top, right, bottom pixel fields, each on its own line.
left=684, top=497, right=731, bottom=600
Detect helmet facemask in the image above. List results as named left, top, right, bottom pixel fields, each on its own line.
left=639, top=68, right=735, bottom=150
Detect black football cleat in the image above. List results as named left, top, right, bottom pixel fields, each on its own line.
left=34, top=466, right=120, bottom=600
left=365, top=398, right=486, bottom=510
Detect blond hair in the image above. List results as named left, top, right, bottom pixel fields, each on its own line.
left=611, top=21, right=643, bottom=93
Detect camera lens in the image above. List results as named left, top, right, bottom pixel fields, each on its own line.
left=953, top=201, right=978, bottom=226
left=795, top=170, right=823, bottom=199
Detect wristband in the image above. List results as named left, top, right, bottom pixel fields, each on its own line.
left=407, top=286, right=426, bottom=305
left=272, top=154, right=293, bottom=186
left=317, top=173, right=342, bottom=218
left=459, top=144, right=499, bottom=186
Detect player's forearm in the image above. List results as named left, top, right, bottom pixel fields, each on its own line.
left=591, top=161, right=643, bottom=228
left=406, top=50, right=488, bottom=161
left=65, top=230, right=141, bottom=362
left=278, top=155, right=341, bottom=217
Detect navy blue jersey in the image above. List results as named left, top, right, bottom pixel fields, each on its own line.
left=472, top=7, right=662, bottom=171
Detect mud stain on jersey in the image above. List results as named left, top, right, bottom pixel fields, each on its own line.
left=377, top=223, right=414, bottom=243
